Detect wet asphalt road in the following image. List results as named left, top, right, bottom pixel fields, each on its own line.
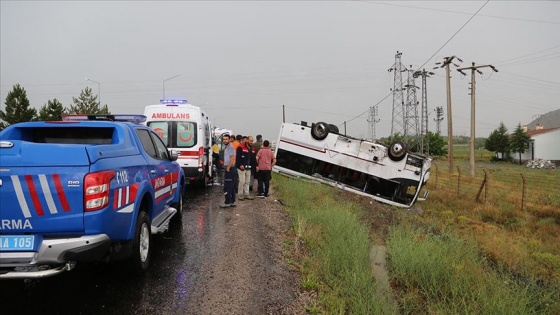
left=0, top=184, right=244, bottom=315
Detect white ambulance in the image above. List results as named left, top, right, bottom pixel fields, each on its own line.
left=144, top=99, right=213, bottom=187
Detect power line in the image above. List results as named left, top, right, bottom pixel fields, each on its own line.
left=339, top=0, right=489, bottom=133
left=285, top=106, right=356, bottom=118
left=498, top=52, right=560, bottom=68
left=417, top=0, right=490, bottom=70
left=493, top=45, right=560, bottom=66
left=354, top=1, right=560, bottom=25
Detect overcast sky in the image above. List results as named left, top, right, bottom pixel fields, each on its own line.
left=1, top=1, right=559, bottom=142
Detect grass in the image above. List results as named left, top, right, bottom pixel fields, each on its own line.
left=274, top=158, right=560, bottom=314
left=387, top=221, right=556, bottom=314
left=275, top=177, right=396, bottom=314
left=426, top=160, right=560, bottom=284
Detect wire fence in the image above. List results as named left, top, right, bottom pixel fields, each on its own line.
left=429, top=162, right=560, bottom=214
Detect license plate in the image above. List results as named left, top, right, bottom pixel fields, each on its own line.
left=0, top=235, right=35, bottom=251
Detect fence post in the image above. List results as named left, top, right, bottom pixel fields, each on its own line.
left=521, top=173, right=526, bottom=211
left=475, top=169, right=487, bottom=203
left=484, top=169, right=488, bottom=204
left=434, top=163, right=438, bottom=189
left=457, top=166, right=461, bottom=197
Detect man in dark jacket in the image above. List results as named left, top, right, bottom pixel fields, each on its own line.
left=236, top=136, right=254, bottom=200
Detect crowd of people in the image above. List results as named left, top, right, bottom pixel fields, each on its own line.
left=217, top=134, right=276, bottom=208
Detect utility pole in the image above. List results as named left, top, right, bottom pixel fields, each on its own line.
left=85, top=78, right=101, bottom=106
left=367, top=106, right=381, bottom=140
left=434, top=106, right=444, bottom=133
left=283, top=104, right=285, bottom=123
left=436, top=56, right=462, bottom=173
left=388, top=51, right=406, bottom=137
left=457, top=62, right=498, bottom=177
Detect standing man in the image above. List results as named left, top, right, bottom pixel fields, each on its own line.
left=253, top=134, right=263, bottom=154
left=256, top=140, right=276, bottom=198
left=211, top=140, right=220, bottom=183
left=220, top=134, right=237, bottom=208
left=247, top=136, right=257, bottom=192
left=236, top=136, right=254, bottom=200
left=231, top=134, right=241, bottom=193
left=232, top=134, right=241, bottom=150
left=252, top=134, right=263, bottom=194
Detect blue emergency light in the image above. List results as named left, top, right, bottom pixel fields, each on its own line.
left=160, top=99, right=188, bottom=105
left=62, top=114, right=147, bottom=124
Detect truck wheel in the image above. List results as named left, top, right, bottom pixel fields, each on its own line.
left=197, top=169, right=208, bottom=189
left=311, top=122, right=329, bottom=140
left=172, top=185, right=184, bottom=219
left=388, top=141, right=407, bottom=162
left=131, top=211, right=151, bottom=275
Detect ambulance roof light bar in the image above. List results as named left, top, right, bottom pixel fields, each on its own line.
left=160, top=99, right=188, bottom=105
left=62, top=114, right=147, bottom=124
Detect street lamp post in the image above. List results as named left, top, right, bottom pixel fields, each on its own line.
left=85, top=78, right=101, bottom=105
left=163, top=74, right=180, bottom=99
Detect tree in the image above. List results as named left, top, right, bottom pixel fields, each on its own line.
left=485, top=122, right=510, bottom=161
left=510, top=123, right=530, bottom=165
left=426, top=131, right=448, bottom=156
left=67, top=87, right=110, bottom=115
left=0, top=84, right=37, bottom=130
left=38, top=98, right=66, bottom=121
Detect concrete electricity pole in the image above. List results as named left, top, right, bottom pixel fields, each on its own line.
left=436, top=56, right=462, bottom=173
left=457, top=62, right=498, bottom=177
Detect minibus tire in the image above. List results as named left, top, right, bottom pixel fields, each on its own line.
left=311, top=122, right=329, bottom=140
left=328, top=124, right=339, bottom=134
left=388, top=141, right=407, bottom=161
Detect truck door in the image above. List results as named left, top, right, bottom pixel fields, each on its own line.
left=136, top=129, right=178, bottom=215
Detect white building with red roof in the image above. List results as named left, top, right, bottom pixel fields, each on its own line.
left=518, top=126, right=560, bottom=163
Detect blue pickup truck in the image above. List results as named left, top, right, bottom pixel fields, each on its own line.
left=0, top=115, right=185, bottom=279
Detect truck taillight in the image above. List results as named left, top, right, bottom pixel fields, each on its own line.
left=198, top=146, right=204, bottom=167
left=84, top=170, right=115, bottom=212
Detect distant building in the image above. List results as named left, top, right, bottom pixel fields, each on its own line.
left=516, top=126, right=560, bottom=163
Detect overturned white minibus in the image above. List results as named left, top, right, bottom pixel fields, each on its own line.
left=273, top=121, right=432, bottom=208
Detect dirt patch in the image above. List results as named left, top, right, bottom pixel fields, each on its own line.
left=188, top=182, right=315, bottom=314
left=199, top=180, right=401, bottom=314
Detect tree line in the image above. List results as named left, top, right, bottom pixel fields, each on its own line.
left=0, top=83, right=109, bottom=130
left=0, top=83, right=531, bottom=162
left=484, top=122, right=531, bottom=164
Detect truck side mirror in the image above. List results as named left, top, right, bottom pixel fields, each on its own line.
left=170, top=149, right=179, bottom=161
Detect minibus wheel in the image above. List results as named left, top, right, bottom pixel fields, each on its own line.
left=388, top=141, right=407, bottom=161
left=311, top=122, right=329, bottom=140
left=328, top=124, right=339, bottom=134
